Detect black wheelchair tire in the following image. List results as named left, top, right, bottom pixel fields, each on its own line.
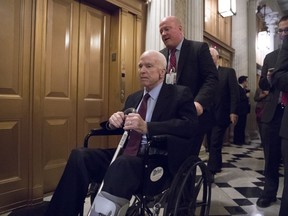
left=164, top=156, right=211, bottom=216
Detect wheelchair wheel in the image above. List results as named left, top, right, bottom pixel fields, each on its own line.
left=164, top=156, right=211, bottom=216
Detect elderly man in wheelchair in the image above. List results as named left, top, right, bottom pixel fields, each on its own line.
left=45, top=50, right=211, bottom=216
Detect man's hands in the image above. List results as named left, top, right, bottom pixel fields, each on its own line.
left=108, top=112, right=147, bottom=134
left=124, top=113, right=148, bottom=134
left=108, top=111, right=125, bottom=129
left=230, top=113, right=238, bottom=125
left=194, top=101, right=203, bottom=116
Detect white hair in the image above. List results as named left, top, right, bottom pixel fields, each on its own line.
left=141, top=50, right=167, bottom=69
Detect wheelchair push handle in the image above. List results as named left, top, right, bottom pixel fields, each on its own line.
left=124, top=107, right=136, bottom=115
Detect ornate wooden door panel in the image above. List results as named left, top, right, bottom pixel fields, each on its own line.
left=35, top=0, right=80, bottom=193
left=0, top=0, right=33, bottom=210
left=77, top=4, right=110, bottom=148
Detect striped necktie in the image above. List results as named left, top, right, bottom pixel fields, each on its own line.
left=169, top=49, right=176, bottom=72
left=123, top=93, right=150, bottom=156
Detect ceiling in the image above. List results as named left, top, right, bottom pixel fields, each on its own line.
left=257, top=0, right=288, bottom=17
left=277, top=0, right=288, bottom=15
left=256, top=0, right=288, bottom=32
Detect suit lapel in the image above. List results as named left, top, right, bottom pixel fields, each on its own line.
left=177, top=39, right=190, bottom=82
left=125, top=91, right=143, bottom=110
left=162, top=49, right=169, bottom=62
left=151, top=84, right=170, bottom=121
left=162, top=39, right=190, bottom=83
left=218, top=66, right=225, bottom=82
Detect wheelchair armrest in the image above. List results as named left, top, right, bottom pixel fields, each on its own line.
left=149, top=135, right=191, bottom=151
left=83, top=127, right=123, bottom=148
left=149, top=135, right=168, bottom=150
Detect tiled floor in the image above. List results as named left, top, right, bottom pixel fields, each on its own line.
left=204, top=139, right=283, bottom=216
left=2, top=138, right=284, bottom=216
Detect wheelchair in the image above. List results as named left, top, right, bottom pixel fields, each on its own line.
left=81, top=126, right=212, bottom=216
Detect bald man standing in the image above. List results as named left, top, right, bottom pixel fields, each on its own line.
left=159, top=16, right=218, bottom=156
left=207, top=48, right=239, bottom=177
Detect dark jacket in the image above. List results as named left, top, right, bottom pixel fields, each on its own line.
left=236, top=85, right=250, bottom=116
left=123, top=83, right=198, bottom=173
left=254, top=88, right=269, bottom=122
left=160, top=38, right=218, bottom=110
left=272, top=36, right=288, bottom=138
left=212, top=66, right=239, bottom=126
left=259, top=49, right=280, bottom=123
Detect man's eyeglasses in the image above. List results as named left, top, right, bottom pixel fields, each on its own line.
left=278, top=28, right=288, bottom=34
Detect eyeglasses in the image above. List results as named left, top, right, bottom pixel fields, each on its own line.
left=278, top=28, right=288, bottom=34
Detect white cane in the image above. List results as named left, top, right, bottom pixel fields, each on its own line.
left=87, top=108, right=136, bottom=216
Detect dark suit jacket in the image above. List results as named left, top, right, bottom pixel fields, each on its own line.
left=236, top=85, right=250, bottom=116
left=212, top=66, right=239, bottom=127
left=259, top=49, right=280, bottom=123
left=272, top=36, right=288, bottom=138
left=121, top=82, right=198, bottom=174
left=160, top=38, right=218, bottom=110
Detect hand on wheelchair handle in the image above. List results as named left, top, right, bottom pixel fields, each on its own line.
left=123, top=107, right=144, bottom=133
left=123, top=113, right=147, bottom=134
left=123, top=107, right=137, bottom=130
left=123, top=107, right=136, bottom=115
left=108, top=108, right=136, bottom=129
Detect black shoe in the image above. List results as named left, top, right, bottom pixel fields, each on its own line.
left=256, top=197, right=277, bottom=208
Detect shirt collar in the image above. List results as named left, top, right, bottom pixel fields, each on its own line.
left=170, top=38, right=184, bottom=53
left=144, top=82, right=163, bottom=101
left=176, top=38, right=184, bottom=51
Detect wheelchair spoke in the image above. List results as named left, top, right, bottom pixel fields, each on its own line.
left=192, top=175, right=204, bottom=203
left=165, top=156, right=211, bottom=216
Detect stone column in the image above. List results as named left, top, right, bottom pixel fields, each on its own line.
left=145, top=0, right=173, bottom=50
left=231, top=0, right=259, bottom=141
left=185, top=0, right=203, bottom=41
left=247, top=0, right=258, bottom=140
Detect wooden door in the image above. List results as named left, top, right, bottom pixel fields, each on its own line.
left=0, top=0, right=145, bottom=212
left=77, top=4, right=111, bottom=148
left=38, top=1, right=111, bottom=193
left=0, top=0, right=33, bottom=211
left=34, top=0, right=80, bottom=193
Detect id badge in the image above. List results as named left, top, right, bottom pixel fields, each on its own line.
left=166, top=73, right=172, bottom=84
left=165, top=69, right=177, bottom=85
